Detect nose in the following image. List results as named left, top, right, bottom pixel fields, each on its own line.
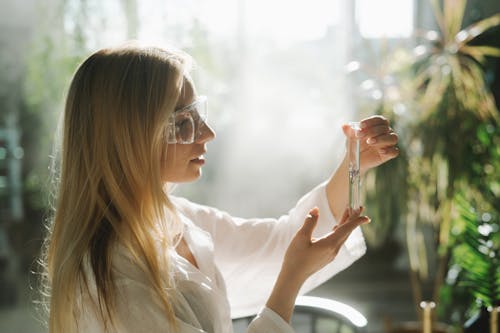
left=196, top=121, right=216, bottom=143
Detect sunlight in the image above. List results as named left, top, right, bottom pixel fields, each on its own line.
left=356, top=0, right=413, bottom=39
left=137, top=0, right=343, bottom=46
left=244, top=0, right=341, bottom=44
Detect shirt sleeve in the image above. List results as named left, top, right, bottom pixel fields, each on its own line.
left=246, top=307, right=295, bottom=333
left=172, top=181, right=366, bottom=318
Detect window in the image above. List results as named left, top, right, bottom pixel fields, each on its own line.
left=356, top=0, right=414, bottom=39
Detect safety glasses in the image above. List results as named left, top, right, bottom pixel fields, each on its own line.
left=167, top=96, right=208, bottom=144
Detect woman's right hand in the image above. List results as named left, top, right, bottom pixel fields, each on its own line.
left=281, top=207, right=370, bottom=284
left=265, top=207, right=369, bottom=323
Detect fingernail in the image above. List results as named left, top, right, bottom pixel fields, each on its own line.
left=367, top=137, right=376, bottom=144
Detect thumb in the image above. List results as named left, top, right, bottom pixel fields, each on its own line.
left=342, top=123, right=361, bottom=139
left=342, top=124, right=353, bottom=138
left=300, top=207, right=319, bottom=238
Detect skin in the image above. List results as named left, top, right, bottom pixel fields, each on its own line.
left=327, top=117, right=400, bottom=222
left=164, top=78, right=399, bottom=323
left=268, top=118, right=399, bottom=322
left=161, top=78, right=216, bottom=183
left=266, top=207, right=370, bottom=322
left=162, top=77, right=215, bottom=267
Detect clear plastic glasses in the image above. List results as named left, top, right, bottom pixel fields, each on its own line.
left=167, top=95, right=208, bottom=144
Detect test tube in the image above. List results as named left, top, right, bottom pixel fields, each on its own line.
left=348, top=122, right=361, bottom=211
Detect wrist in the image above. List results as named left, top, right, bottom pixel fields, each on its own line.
left=266, top=269, right=305, bottom=323
left=278, top=265, right=308, bottom=289
left=327, top=157, right=349, bottom=221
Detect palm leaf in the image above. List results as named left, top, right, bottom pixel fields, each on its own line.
left=460, top=45, right=500, bottom=64
left=430, top=0, right=447, bottom=40
left=450, top=192, right=499, bottom=308
left=449, top=54, right=500, bottom=122
left=455, top=13, right=500, bottom=46
left=444, top=0, right=467, bottom=40
left=419, top=60, right=452, bottom=119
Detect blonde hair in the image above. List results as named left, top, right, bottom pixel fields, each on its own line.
left=41, top=43, right=191, bottom=332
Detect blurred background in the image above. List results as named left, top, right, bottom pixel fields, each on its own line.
left=0, top=0, right=499, bottom=332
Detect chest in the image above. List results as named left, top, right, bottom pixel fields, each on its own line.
left=176, top=237, right=199, bottom=269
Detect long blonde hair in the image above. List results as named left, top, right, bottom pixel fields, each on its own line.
left=41, top=43, right=191, bottom=332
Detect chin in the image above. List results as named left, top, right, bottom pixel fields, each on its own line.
left=162, top=163, right=204, bottom=183
left=188, top=163, right=203, bottom=180
left=192, top=169, right=203, bottom=180
left=178, top=169, right=203, bottom=183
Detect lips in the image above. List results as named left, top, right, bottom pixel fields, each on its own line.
left=190, top=155, right=205, bottom=165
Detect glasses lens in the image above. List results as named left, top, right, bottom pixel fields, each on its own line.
left=174, top=112, right=195, bottom=144
left=168, top=96, right=208, bottom=144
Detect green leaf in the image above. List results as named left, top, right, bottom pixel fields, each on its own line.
left=457, top=13, right=500, bottom=45
left=477, top=127, right=491, bottom=145
left=444, top=0, right=467, bottom=39
left=430, top=0, right=447, bottom=40
left=461, top=46, right=500, bottom=63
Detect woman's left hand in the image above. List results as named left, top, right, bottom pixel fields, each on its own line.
left=342, top=115, right=399, bottom=173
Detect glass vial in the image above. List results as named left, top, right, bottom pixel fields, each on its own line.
left=348, top=121, right=361, bottom=211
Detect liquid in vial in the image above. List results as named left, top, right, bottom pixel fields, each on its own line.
left=348, top=122, right=361, bottom=211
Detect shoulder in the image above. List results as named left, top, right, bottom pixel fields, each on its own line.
left=170, top=195, right=221, bottom=218
left=170, top=195, right=199, bottom=211
left=170, top=195, right=230, bottom=234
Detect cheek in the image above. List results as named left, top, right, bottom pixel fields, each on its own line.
left=161, top=145, right=193, bottom=182
left=161, top=152, right=173, bottom=170
left=160, top=146, right=175, bottom=181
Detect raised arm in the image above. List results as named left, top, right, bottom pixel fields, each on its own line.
left=326, top=116, right=399, bottom=221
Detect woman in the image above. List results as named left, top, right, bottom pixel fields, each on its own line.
left=41, top=43, right=399, bottom=332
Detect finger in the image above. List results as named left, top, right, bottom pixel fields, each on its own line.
left=319, top=215, right=370, bottom=249
left=379, top=146, right=400, bottom=159
left=300, top=207, right=320, bottom=238
left=339, top=205, right=362, bottom=224
left=348, top=205, right=364, bottom=217
left=363, top=124, right=392, bottom=141
left=360, top=116, right=389, bottom=130
left=333, top=206, right=364, bottom=233
left=342, top=124, right=358, bottom=138
left=339, top=207, right=350, bottom=224
left=335, top=215, right=371, bottom=238
left=366, top=132, right=398, bottom=146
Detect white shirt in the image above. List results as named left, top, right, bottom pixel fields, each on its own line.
left=77, top=182, right=366, bottom=332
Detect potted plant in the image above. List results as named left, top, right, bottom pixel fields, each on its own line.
left=440, top=189, right=499, bottom=333
left=360, top=0, right=500, bottom=330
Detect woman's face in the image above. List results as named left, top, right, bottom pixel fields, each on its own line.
left=161, top=78, right=216, bottom=183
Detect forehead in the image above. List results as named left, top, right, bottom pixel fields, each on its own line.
left=176, top=76, right=195, bottom=109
